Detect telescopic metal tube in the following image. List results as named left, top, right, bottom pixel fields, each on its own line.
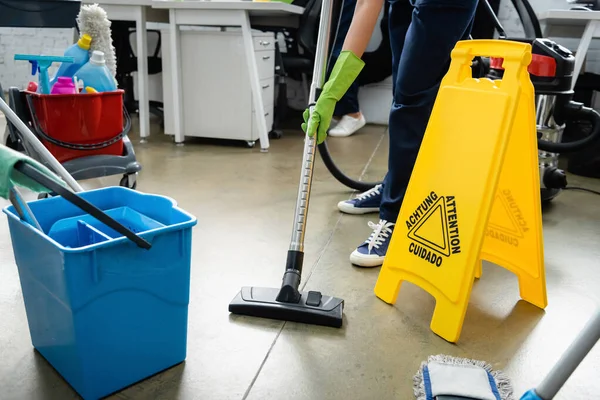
left=289, top=0, right=335, bottom=252
left=535, top=310, right=600, bottom=399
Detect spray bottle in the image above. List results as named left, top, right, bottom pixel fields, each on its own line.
left=14, top=54, right=74, bottom=95
left=49, top=34, right=92, bottom=87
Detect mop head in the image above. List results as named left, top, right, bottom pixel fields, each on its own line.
left=413, top=354, right=514, bottom=400
left=77, top=4, right=117, bottom=77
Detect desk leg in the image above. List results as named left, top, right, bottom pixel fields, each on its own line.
left=573, top=20, right=600, bottom=89
left=169, top=9, right=185, bottom=145
left=241, top=11, right=270, bottom=152
left=136, top=6, right=150, bottom=141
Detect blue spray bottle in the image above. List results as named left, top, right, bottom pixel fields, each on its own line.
left=14, top=54, right=75, bottom=95
left=49, top=34, right=92, bottom=87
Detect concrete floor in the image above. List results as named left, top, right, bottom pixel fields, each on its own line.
left=1, top=119, right=599, bottom=399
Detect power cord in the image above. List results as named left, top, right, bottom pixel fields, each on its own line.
left=543, top=168, right=600, bottom=197
left=564, top=186, right=600, bottom=196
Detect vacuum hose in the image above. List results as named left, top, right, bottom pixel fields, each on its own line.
left=538, top=101, right=600, bottom=153
left=315, top=0, right=381, bottom=193
left=318, top=141, right=381, bottom=191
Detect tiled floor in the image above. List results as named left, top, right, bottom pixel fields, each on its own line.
left=1, top=120, right=599, bottom=399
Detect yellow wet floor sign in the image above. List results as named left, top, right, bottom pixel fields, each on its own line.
left=374, top=40, right=547, bottom=343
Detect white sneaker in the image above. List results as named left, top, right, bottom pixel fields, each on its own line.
left=328, top=113, right=366, bottom=137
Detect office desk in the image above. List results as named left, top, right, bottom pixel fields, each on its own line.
left=82, top=0, right=168, bottom=142
left=153, top=0, right=303, bottom=151
left=538, top=9, right=600, bottom=88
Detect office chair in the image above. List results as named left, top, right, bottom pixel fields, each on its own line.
left=254, top=0, right=326, bottom=138
left=280, top=0, right=322, bottom=78
left=266, top=0, right=392, bottom=137
left=113, top=21, right=164, bottom=127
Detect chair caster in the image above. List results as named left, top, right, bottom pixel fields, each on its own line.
left=269, top=130, right=283, bottom=139
left=119, top=173, right=138, bottom=190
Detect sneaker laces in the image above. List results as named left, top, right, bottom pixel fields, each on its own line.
left=356, top=184, right=382, bottom=201
left=365, top=219, right=395, bottom=252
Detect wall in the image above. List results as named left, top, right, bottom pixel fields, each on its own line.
left=0, top=27, right=74, bottom=90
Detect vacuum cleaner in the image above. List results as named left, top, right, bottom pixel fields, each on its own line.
left=317, top=0, right=600, bottom=200
left=229, top=0, right=344, bottom=328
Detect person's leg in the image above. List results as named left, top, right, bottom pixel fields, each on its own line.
left=327, top=0, right=359, bottom=116
left=379, top=0, right=477, bottom=223
left=350, top=0, right=477, bottom=267
left=337, top=0, right=411, bottom=216
left=326, top=0, right=366, bottom=136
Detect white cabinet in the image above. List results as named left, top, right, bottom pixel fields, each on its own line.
left=161, top=28, right=275, bottom=143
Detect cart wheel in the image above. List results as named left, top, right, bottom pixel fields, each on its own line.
left=269, top=130, right=283, bottom=140
left=38, top=193, right=50, bottom=200
left=246, top=141, right=256, bottom=148
left=119, top=174, right=137, bottom=190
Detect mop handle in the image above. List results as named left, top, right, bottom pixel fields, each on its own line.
left=9, top=186, right=42, bottom=231
left=535, top=310, right=600, bottom=399
left=0, top=97, right=83, bottom=192
left=14, top=162, right=152, bottom=250
left=289, top=0, right=335, bottom=253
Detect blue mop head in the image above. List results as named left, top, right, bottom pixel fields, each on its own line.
left=413, top=354, right=515, bottom=400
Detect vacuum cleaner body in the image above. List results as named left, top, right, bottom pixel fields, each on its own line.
left=488, top=38, right=576, bottom=202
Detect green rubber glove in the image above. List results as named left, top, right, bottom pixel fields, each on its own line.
left=0, top=145, right=66, bottom=200
left=302, top=51, right=365, bottom=144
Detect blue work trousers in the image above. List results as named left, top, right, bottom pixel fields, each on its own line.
left=327, top=0, right=360, bottom=116
left=380, top=0, right=478, bottom=222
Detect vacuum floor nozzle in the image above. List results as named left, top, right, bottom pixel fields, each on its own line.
left=229, top=287, right=344, bottom=328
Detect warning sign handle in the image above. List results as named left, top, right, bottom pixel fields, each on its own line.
left=446, top=40, right=532, bottom=88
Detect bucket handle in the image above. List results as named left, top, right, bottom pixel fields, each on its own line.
left=26, top=94, right=131, bottom=151
left=14, top=161, right=152, bottom=250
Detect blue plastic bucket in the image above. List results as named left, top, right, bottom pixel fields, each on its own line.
left=3, top=187, right=197, bottom=400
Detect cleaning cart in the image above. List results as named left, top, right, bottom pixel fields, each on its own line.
left=0, top=0, right=141, bottom=194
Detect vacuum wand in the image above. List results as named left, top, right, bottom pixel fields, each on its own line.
left=228, top=0, right=345, bottom=328
left=289, top=0, right=335, bottom=253
left=278, top=0, right=335, bottom=302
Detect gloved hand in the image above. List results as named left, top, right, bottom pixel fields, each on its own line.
left=302, top=51, right=365, bottom=144
left=0, top=145, right=66, bottom=200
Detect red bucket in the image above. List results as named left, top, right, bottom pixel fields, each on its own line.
left=26, top=90, right=128, bottom=163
